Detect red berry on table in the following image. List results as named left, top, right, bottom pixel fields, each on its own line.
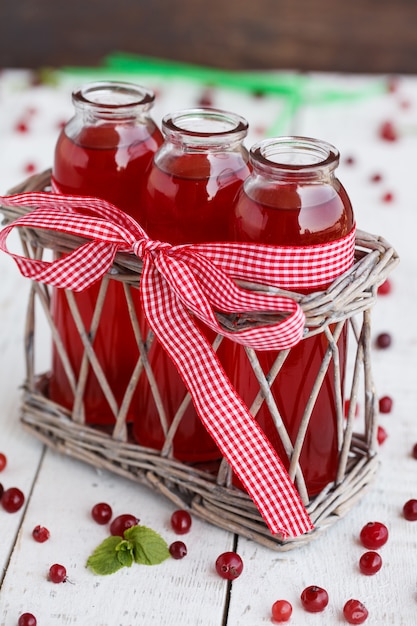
left=377, top=278, right=392, bottom=295
left=412, top=443, right=417, bottom=459
left=24, top=162, right=37, bottom=175
left=197, top=88, right=215, bottom=107
left=169, top=540, right=188, bottom=559
left=381, top=191, right=394, bottom=203
left=300, top=585, right=329, bottom=612
left=15, top=120, right=29, bottom=133
left=18, top=613, right=37, bottom=626
left=215, top=551, right=244, bottom=580
left=379, top=120, right=398, bottom=141
left=91, top=502, right=113, bottom=525
left=359, top=521, right=389, bottom=549
left=271, top=599, right=293, bottom=622
left=377, top=425, right=388, bottom=446
left=0, top=452, right=7, bottom=471
left=49, top=563, right=67, bottom=583
left=1, top=487, right=25, bottom=513
left=359, top=551, right=382, bottom=575
left=343, top=598, right=369, bottom=624
left=402, top=499, right=417, bottom=521
left=370, top=172, right=383, bottom=183
left=32, top=525, right=50, bottom=543
left=378, top=395, right=393, bottom=414
left=375, top=332, right=392, bottom=349
left=170, top=509, right=192, bottom=534
left=109, top=513, right=139, bottom=536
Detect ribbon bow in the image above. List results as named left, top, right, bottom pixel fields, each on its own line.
left=0, top=190, right=356, bottom=537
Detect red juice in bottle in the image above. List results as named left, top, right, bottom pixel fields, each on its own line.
left=132, top=108, right=250, bottom=462
left=49, top=82, right=163, bottom=424
left=230, top=137, right=355, bottom=496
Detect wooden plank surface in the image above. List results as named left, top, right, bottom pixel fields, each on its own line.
left=1, top=67, right=416, bottom=625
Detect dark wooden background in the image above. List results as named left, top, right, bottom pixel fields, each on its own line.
left=1, top=0, right=417, bottom=74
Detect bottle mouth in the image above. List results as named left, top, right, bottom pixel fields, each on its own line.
left=251, top=136, right=339, bottom=171
left=162, top=107, right=249, bottom=142
left=73, top=81, right=155, bottom=111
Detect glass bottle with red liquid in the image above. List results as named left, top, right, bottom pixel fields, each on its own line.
left=132, top=107, right=251, bottom=462
left=230, top=136, right=355, bottom=497
left=49, top=81, right=163, bottom=424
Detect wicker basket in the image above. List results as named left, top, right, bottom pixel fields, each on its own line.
left=1, top=170, right=399, bottom=550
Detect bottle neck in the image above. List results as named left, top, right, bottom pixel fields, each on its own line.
left=161, top=108, right=249, bottom=152
left=249, top=136, right=339, bottom=183
left=72, top=81, right=156, bottom=122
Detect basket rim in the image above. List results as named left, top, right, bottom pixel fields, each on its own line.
left=0, top=169, right=400, bottom=329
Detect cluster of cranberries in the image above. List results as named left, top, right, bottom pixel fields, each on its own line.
left=271, top=585, right=368, bottom=624
left=91, top=502, right=139, bottom=536
left=269, top=521, right=390, bottom=623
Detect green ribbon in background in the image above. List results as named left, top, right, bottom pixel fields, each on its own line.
left=56, top=52, right=386, bottom=136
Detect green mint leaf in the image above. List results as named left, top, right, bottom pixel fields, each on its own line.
left=116, top=539, right=134, bottom=567
left=124, top=525, right=170, bottom=565
left=86, top=535, right=127, bottom=575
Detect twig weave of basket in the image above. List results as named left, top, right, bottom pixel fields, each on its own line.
left=1, top=170, right=399, bottom=550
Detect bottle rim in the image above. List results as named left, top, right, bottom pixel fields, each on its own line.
left=162, top=107, right=249, bottom=140
left=250, top=136, right=340, bottom=172
left=72, top=81, right=155, bottom=112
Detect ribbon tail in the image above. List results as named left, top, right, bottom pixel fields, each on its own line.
left=140, top=262, right=313, bottom=538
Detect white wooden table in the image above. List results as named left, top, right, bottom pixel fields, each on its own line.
left=0, top=67, right=416, bottom=625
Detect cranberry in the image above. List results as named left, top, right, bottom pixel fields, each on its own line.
left=32, top=525, right=50, bottom=543
left=344, top=399, right=359, bottom=418
left=379, top=120, right=398, bottom=141
left=344, top=156, right=356, bottom=166
left=0, top=483, right=3, bottom=499
left=412, top=443, right=417, bottom=459
left=18, top=614, right=37, bottom=626
left=15, top=121, right=29, bottom=133
left=359, top=551, right=382, bottom=575
left=109, top=513, right=139, bottom=536
left=1, top=487, right=25, bottom=513
left=403, top=499, right=417, bottom=521
left=359, top=521, right=389, bottom=549
left=0, top=452, right=7, bottom=471
left=382, top=191, right=394, bottom=203
left=370, top=172, right=383, bottom=183
left=197, top=88, right=215, bottom=107
left=215, top=551, right=244, bottom=580
left=377, top=425, right=388, bottom=446
left=377, top=278, right=392, bottom=295
left=24, top=162, right=37, bottom=175
left=271, top=599, right=293, bottom=622
left=169, top=540, right=188, bottom=559
left=170, top=509, right=192, bottom=534
left=91, top=502, right=113, bottom=525
left=343, top=598, right=369, bottom=624
left=300, top=585, right=329, bottom=612
left=386, top=76, right=399, bottom=93
left=49, top=563, right=67, bottom=583
left=379, top=395, right=393, bottom=414
left=375, top=332, right=392, bottom=349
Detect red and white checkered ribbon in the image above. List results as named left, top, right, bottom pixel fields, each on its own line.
left=0, top=191, right=356, bottom=537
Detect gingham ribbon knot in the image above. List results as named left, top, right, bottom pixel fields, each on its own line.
left=133, top=238, right=172, bottom=258
left=0, top=190, right=356, bottom=539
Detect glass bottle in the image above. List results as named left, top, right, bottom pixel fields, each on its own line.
left=132, top=107, right=251, bottom=462
left=230, top=136, right=355, bottom=496
left=49, top=81, right=163, bottom=424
